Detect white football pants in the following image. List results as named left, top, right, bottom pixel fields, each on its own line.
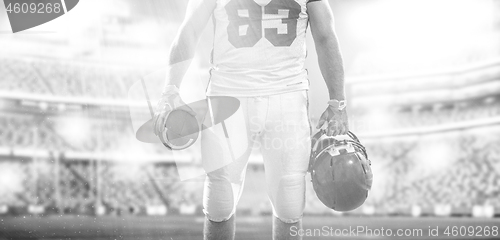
left=202, top=90, right=311, bottom=223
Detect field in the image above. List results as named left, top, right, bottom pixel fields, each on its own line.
left=1, top=215, right=499, bottom=240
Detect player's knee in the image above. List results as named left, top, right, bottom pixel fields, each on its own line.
left=203, top=176, right=238, bottom=223
left=203, top=206, right=235, bottom=222
left=273, top=173, right=306, bottom=223
left=203, top=191, right=236, bottom=222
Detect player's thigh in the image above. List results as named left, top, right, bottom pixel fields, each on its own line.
left=200, top=97, right=255, bottom=175
left=261, top=90, right=310, bottom=175
left=260, top=90, right=311, bottom=221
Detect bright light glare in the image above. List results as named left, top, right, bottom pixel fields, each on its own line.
left=111, top=163, right=143, bottom=180
left=349, top=0, right=493, bottom=43
left=0, top=165, right=23, bottom=197
left=415, top=141, right=455, bottom=174
left=128, top=21, right=163, bottom=45
left=363, top=110, right=394, bottom=132
left=347, top=0, right=495, bottom=72
left=55, top=117, right=91, bottom=147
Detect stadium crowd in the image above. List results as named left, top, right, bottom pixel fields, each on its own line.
left=0, top=123, right=498, bottom=216
left=363, top=133, right=500, bottom=215
left=0, top=57, right=498, bottom=217
left=0, top=58, right=139, bottom=99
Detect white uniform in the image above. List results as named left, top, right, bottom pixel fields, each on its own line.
left=202, top=0, right=318, bottom=223
left=207, top=0, right=316, bottom=97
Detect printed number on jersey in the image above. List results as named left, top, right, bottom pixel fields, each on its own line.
left=225, top=0, right=301, bottom=48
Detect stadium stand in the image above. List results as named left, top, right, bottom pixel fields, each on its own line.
left=0, top=56, right=499, bottom=217
left=355, top=99, right=500, bottom=133
left=0, top=58, right=139, bottom=99
left=362, top=132, right=500, bottom=216
left=1, top=109, right=498, bottom=216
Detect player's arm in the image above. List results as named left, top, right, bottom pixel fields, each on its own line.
left=308, top=0, right=348, bottom=136
left=154, top=0, right=215, bottom=136
left=165, top=0, right=216, bottom=88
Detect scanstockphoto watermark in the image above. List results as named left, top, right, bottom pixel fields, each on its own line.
left=3, top=0, right=79, bottom=33
left=247, top=115, right=374, bottom=151
left=291, top=225, right=500, bottom=238
left=290, top=226, right=425, bottom=238
left=249, top=115, right=390, bottom=136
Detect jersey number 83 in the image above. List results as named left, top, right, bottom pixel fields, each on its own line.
left=225, top=0, right=301, bottom=48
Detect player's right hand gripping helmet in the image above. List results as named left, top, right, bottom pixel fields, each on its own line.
left=309, top=130, right=373, bottom=212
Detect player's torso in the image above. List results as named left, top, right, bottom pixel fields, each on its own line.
left=208, top=0, right=310, bottom=97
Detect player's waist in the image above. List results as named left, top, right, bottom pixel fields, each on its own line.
left=206, top=71, right=309, bottom=97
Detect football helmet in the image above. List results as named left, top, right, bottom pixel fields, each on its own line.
left=309, top=130, right=373, bottom=212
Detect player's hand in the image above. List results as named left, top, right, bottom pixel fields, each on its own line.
left=316, top=106, right=349, bottom=136
left=153, top=88, right=196, bottom=137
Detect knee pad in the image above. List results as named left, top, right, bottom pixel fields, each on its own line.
left=271, top=173, right=306, bottom=223
left=203, top=176, right=242, bottom=222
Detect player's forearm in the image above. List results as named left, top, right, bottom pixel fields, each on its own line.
left=169, top=24, right=199, bottom=65
left=315, top=36, right=345, bottom=100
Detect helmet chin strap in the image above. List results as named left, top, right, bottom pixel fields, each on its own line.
left=317, top=138, right=356, bottom=157
left=310, top=129, right=369, bottom=170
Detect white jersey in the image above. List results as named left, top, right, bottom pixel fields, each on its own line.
left=207, top=0, right=318, bottom=97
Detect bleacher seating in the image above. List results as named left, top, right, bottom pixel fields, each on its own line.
left=1, top=56, right=499, bottom=217
left=0, top=58, right=139, bottom=100
left=361, top=133, right=500, bottom=214
left=354, top=100, right=500, bottom=134
left=1, top=130, right=498, bottom=216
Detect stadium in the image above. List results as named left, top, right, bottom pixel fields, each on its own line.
left=0, top=0, right=499, bottom=239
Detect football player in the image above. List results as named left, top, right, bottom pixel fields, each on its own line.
left=153, top=0, right=348, bottom=239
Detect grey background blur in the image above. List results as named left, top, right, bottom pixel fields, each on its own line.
left=0, top=0, right=499, bottom=239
